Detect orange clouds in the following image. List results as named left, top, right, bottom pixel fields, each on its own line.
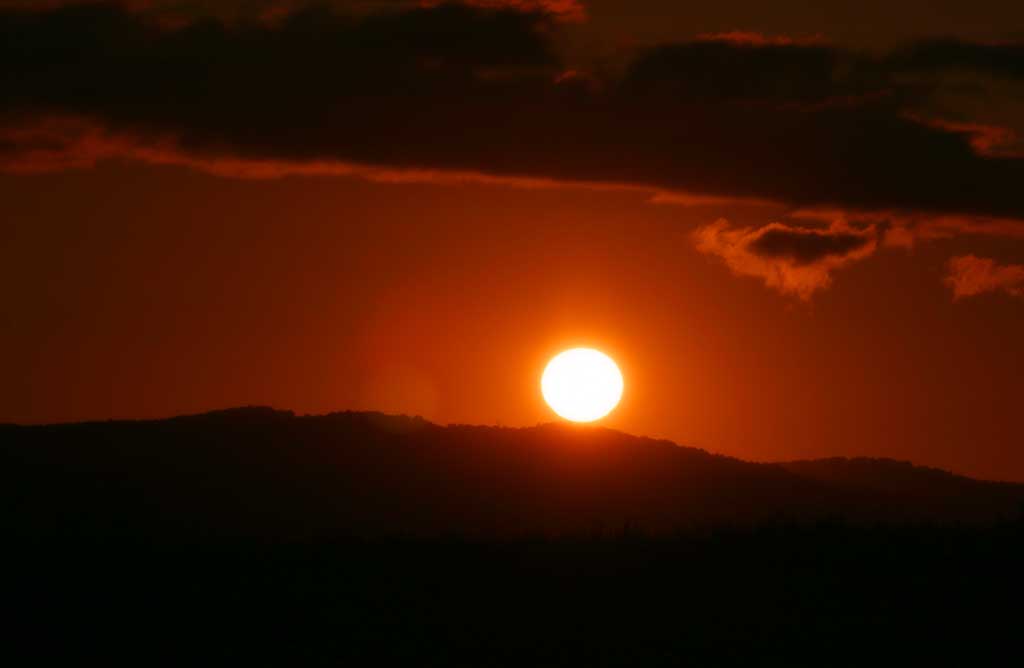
left=697, top=210, right=1024, bottom=300
left=790, top=208, right=1024, bottom=247
left=946, top=255, right=1024, bottom=299
left=695, top=220, right=878, bottom=300
left=0, top=115, right=645, bottom=191
left=4, top=2, right=1024, bottom=305
left=8, top=116, right=1024, bottom=304
left=908, top=116, right=1022, bottom=158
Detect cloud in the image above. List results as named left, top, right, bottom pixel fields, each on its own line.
left=648, top=191, right=776, bottom=208
left=0, top=115, right=657, bottom=192
left=1, top=3, right=1024, bottom=231
left=889, top=39, right=1024, bottom=80
left=424, top=1, right=585, bottom=21
left=946, top=255, right=1024, bottom=300
left=694, top=31, right=827, bottom=47
left=621, top=38, right=853, bottom=105
left=694, top=220, right=878, bottom=300
left=789, top=208, right=1024, bottom=249
left=747, top=224, right=875, bottom=264
left=0, top=0, right=585, bottom=21
left=908, top=116, right=1023, bottom=158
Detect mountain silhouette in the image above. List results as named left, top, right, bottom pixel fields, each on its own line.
left=3, top=407, right=1022, bottom=541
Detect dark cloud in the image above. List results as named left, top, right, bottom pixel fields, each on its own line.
left=695, top=220, right=878, bottom=300
left=425, top=1, right=585, bottom=21
left=621, top=39, right=860, bottom=105
left=747, top=225, right=873, bottom=264
left=2, top=2, right=1024, bottom=227
left=890, top=39, right=1024, bottom=80
left=0, top=1, right=586, bottom=22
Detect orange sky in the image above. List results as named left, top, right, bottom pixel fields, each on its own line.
left=2, top=1, right=1023, bottom=480
left=3, top=161, right=1022, bottom=480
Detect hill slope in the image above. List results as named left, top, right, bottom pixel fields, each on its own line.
left=3, top=407, right=1022, bottom=540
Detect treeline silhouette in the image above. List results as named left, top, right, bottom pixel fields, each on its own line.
left=4, top=408, right=1024, bottom=664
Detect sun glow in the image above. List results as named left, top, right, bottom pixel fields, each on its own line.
left=541, top=348, right=624, bottom=422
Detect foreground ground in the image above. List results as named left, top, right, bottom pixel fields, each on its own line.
left=8, top=523, right=1023, bottom=665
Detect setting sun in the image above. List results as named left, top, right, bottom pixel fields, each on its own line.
left=541, top=348, right=624, bottom=422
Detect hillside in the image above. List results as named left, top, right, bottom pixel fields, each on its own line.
left=3, top=407, right=1022, bottom=541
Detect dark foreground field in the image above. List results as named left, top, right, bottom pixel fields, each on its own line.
left=8, top=524, right=1024, bottom=665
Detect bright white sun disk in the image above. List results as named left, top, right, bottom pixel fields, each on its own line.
left=541, top=348, right=623, bottom=422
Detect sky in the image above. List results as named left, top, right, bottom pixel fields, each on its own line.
left=2, top=0, right=1023, bottom=480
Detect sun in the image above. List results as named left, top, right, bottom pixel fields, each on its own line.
left=541, top=348, right=624, bottom=422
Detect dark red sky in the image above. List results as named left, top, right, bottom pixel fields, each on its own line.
left=2, top=1, right=1023, bottom=480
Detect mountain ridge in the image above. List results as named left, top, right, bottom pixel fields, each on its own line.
left=4, top=405, right=1005, bottom=482
left=4, top=407, right=1022, bottom=540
